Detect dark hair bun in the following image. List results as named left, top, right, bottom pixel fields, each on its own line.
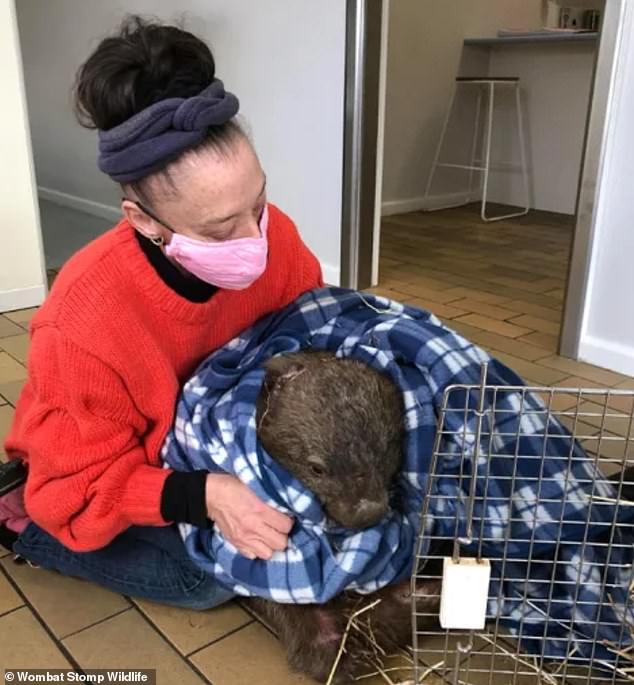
left=74, top=15, right=216, bottom=130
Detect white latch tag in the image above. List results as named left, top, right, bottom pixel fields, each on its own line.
left=439, top=557, right=491, bottom=630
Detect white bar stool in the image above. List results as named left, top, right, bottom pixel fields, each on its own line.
left=422, top=76, right=530, bottom=222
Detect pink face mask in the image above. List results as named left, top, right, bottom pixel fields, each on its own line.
left=164, top=205, right=269, bottom=290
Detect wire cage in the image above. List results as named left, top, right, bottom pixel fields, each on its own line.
left=411, top=364, right=634, bottom=685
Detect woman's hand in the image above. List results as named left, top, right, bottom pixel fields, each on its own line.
left=205, top=473, right=293, bottom=560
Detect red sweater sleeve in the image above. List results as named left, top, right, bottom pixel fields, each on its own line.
left=5, top=325, right=171, bottom=552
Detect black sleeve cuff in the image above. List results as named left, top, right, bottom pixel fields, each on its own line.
left=160, top=470, right=211, bottom=528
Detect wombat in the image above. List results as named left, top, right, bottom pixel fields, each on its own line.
left=255, top=351, right=404, bottom=530
left=245, top=351, right=441, bottom=683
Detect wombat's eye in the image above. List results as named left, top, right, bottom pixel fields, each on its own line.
left=309, top=463, right=325, bottom=477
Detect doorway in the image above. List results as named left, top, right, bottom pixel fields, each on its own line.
left=343, top=0, right=618, bottom=365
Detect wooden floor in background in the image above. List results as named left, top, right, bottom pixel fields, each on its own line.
left=367, top=204, right=625, bottom=388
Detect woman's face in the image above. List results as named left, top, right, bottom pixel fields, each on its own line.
left=123, top=135, right=267, bottom=245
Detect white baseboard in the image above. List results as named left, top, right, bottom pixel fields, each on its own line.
left=578, top=335, right=634, bottom=378
left=0, top=284, right=47, bottom=314
left=321, top=263, right=340, bottom=287
left=38, top=186, right=121, bottom=223
left=381, top=192, right=472, bottom=217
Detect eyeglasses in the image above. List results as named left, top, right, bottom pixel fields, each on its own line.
left=121, top=197, right=177, bottom=232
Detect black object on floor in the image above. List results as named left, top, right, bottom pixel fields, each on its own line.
left=0, top=523, right=18, bottom=553
left=0, top=460, right=27, bottom=497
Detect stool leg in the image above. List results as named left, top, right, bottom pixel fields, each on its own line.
left=515, top=84, right=531, bottom=217
left=482, top=83, right=531, bottom=222
left=422, top=85, right=457, bottom=211
left=466, top=89, right=483, bottom=204
left=481, top=82, right=495, bottom=222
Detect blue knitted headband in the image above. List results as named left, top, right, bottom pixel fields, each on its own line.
left=97, top=79, right=239, bottom=183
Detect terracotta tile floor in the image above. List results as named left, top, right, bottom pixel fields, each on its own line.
left=1, top=205, right=634, bottom=683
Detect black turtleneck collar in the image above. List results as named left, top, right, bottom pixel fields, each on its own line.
left=135, top=231, right=218, bottom=303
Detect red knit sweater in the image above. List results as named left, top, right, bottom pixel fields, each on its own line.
left=5, top=204, right=323, bottom=552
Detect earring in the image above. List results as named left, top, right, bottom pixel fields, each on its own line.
left=150, top=236, right=164, bottom=246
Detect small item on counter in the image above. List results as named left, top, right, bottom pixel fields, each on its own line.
left=543, top=0, right=562, bottom=28
left=560, top=5, right=594, bottom=30
left=560, top=6, right=570, bottom=28
left=584, top=9, right=601, bottom=31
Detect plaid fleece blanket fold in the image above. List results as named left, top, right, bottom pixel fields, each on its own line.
left=162, top=287, right=634, bottom=667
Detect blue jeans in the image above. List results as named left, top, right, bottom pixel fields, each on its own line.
left=13, top=522, right=236, bottom=610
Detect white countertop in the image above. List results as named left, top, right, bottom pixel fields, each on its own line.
left=465, top=32, right=598, bottom=47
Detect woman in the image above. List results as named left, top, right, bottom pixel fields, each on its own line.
left=0, top=16, right=322, bottom=610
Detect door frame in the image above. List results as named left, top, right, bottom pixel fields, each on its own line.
left=560, top=0, right=626, bottom=358
left=339, top=0, right=384, bottom=290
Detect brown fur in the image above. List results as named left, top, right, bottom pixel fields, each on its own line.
left=244, top=351, right=440, bottom=683
left=255, top=351, right=404, bottom=530
left=247, top=578, right=441, bottom=683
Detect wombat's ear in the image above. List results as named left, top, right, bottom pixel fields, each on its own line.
left=261, top=357, right=307, bottom=411
left=263, top=355, right=306, bottom=385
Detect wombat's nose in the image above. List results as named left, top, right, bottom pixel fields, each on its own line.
left=349, top=498, right=388, bottom=529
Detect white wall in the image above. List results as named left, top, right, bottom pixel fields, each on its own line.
left=381, top=0, right=595, bottom=216
left=486, top=43, right=596, bottom=214
left=0, top=0, right=47, bottom=313
left=467, top=0, right=545, bottom=36
left=15, top=0, right=346, bottom=285
left=382, top=0, right=479, bottom=214
left=578, top=1, right=634, bottom=376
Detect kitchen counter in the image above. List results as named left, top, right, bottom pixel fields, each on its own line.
left=465, top=32, right=598, bottom=47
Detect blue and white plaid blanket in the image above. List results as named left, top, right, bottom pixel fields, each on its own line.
left=162, top=287, right=634, bottom=667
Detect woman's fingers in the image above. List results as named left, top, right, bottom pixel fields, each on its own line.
left=262, top=506, right=294, bottom=534
left=257, top=525, right=288, bottom=552
left=205, top=473, right=295, bottom=559
left=239, top=540, right=274, bottom=561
